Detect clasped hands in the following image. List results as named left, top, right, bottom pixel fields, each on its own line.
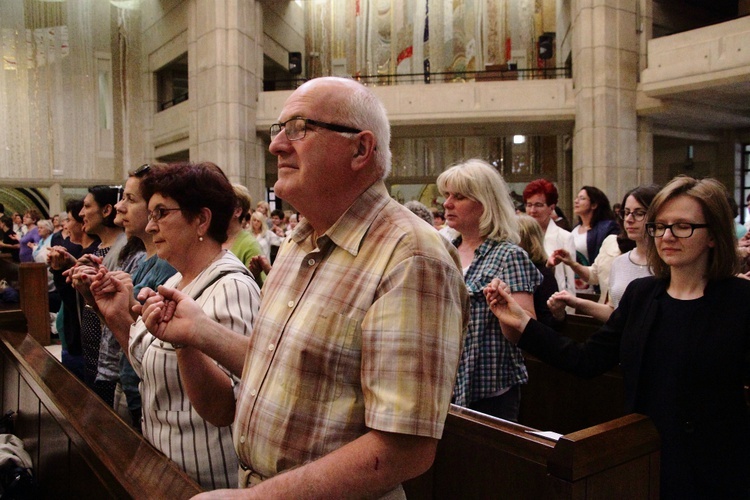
left=90, top=267, right=203, bottom=349
left=546, top=248, right=573, bottom=268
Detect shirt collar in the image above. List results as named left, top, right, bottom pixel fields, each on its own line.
left=291, top=181, right=391, bottom=257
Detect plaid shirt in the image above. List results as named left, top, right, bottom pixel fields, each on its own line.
left=452, top=238, right=542, bottom=406
left=233, top=182, right=469, bottom=479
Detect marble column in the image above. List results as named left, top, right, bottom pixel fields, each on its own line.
left=571, top=0, right=642, bottom=200
left=188, top=0, right=265, bottom=202
left=47, top=184, right=64, bottom=218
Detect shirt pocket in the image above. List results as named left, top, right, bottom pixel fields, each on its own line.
left=279, top=304, right=361, bottom=402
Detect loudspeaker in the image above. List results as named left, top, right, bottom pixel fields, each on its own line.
left=538, top=35, right=554, bottom=60
left=288, top=52, right=302, bottom=75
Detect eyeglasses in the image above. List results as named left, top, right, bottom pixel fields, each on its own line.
left=525, top=202, right=547, bottom=209
left=269, top=117, right=362, bottom=141
left=645, top=222, right=709, bottom=238
left=618, top=209, right=647, bottom=221
left=147, top=207, right=183, bottom=222
left=130, top=164, right=151, bottom=177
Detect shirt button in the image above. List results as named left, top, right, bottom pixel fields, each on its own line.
left=308, top=258, right=315, bottom=266
left=287, top=300, right=294, bottom=308
left=250, top=389, right=257, bottom=397
left=240, top=435, right=246, bottom=443
left=268, top=344, right=274, bottom=351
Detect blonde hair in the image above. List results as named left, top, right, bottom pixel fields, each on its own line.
left=256, top=201, right=270, bottom=215
left=516, top=214, right=548, bottom=265
left=250, top=211, right=266, bottom=235
left=436, top=159, right=519, bottom=243
left=232, top=184, right=253, bottom=219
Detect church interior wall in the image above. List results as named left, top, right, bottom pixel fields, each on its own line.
left=1, top=0, right=749, bottom=219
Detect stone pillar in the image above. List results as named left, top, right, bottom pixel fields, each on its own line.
left=636, top=0, right=654, bottom=185
left=188, top=0, right=265, bottom=200
left=48, top=183, right=64, bottom=218
left=571, top=0, right=640, bottom=200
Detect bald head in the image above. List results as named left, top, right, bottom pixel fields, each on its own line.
left=296, top=77, right=392, bottom=179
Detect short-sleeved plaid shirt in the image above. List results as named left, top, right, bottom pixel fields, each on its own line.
left=233, top=182, right=469, bottom=478
left=452, top=238, right=542, bottom=407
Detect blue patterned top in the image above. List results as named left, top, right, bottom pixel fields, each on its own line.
left=452, top=238, right=542, bottom=407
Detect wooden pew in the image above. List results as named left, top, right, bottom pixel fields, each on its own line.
left=519, top=313, right=626, bottom=435
left=0, top=261, right=52, bottom=348
left=18, top=263, right=50, bottom=346
left=0, top=328, right=202, bottom=498
left=405, top=406, right=660, bottom=499
left=0, top=257, right=24, bottom=332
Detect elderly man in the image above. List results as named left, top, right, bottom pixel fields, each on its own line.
left=137, top=77, right=468, bottom=498
left=522, top=179, right=576, bottom=298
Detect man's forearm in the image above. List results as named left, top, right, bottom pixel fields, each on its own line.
left=195, top=430, right=437, bottom=499
left=190, top=314, right=249, bottom=377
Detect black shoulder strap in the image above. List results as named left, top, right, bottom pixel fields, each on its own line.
left=191, top=269, right=250, bottom=301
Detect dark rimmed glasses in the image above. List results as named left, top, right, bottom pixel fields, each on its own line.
left=618, top=209, right=647, bottom=221
left=645, top=222, right=709, bottom=238
left=147, top=207, right=183, bottom=223
left=269, top=117, right=362, bottom=141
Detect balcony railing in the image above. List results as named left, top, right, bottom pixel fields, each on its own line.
left=159, top=92, right=189, bottom=111
left=263, top=66, right=572, bottom=91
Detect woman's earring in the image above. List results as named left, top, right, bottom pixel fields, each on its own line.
left=199, top=236, right=204, bottom=242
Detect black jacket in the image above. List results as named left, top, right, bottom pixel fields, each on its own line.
left=520, top=276, right=750, bottom=498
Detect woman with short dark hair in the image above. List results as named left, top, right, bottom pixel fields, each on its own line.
left=91, top=161, right=260, bottom=489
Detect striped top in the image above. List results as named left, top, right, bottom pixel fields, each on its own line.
left=129, top=251, right=260, bottom=489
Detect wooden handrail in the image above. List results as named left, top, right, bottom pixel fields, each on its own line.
left=0, top=329, right=202, bottom=498
left=405, top=406, right=660, bottom=499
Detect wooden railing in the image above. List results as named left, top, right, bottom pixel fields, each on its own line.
left=405, top=407, right=660, bottom=499
left=0, top=329, right=202, bottom=499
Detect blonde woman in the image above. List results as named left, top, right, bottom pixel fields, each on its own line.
left=249, top=210, right=282, bottom=259
left=437, top=159, right=541, bottom=421
left=516, top=214, right=561, bottom=329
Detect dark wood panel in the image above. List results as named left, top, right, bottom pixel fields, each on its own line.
left=18, top=263, right=50, bottom=346
left=519, top=313, right=625, bottom=434
left=37, top=403, right=70, bottom=498
left=404, top=408, right=659, bottom=499
left=16, top=376, right=40, bottom=466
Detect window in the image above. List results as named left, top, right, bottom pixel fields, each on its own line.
left=156, top=54, right=188, bottom=111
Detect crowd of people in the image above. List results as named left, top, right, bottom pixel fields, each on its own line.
left=0, top=76, right=748, bottom=498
